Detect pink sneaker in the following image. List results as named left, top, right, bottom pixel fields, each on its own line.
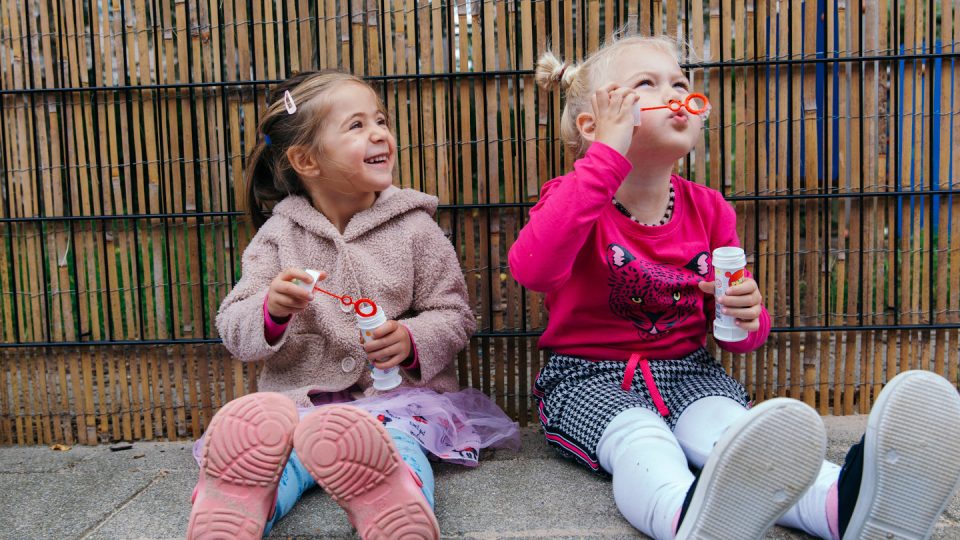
left=187, top=392, right=298, bottom=540
left=294, top=405, right=440, bottom=540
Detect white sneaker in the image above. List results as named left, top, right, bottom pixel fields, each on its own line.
left=841, top=370, right=960, bottom=540
left=675, top=398, right=826, bottom=540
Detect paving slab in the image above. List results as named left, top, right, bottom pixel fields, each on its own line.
left=1, top=416, right=959, bottom=539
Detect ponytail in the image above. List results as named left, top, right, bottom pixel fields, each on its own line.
left=242, top=70, right=374, bottom=228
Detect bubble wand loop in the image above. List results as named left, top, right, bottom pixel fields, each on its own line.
left=638, top=92, right=710, bottom=115
left=310, top=285, right=378, bottom=317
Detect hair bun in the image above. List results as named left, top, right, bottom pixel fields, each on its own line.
left=535, top=51, right=577, bottom=91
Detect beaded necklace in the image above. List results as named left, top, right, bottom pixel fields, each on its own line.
left=612, top=183, right=675, bottom=226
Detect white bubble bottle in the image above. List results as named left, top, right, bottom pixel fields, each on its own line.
left=712, top=246, right=749, bottom=342
left=355, top=300, right=403, bottom=391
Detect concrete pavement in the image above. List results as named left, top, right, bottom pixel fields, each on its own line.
left=1, top=416, right=958, bottom=539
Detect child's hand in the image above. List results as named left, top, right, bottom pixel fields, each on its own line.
left=698, top=277, right=764, bottom=332
left=266, top=268, right=326, bottom=320
left=592, top=83, right=640, bottom=156
left=362, top=320, right=412, bottom=369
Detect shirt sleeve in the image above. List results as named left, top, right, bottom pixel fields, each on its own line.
left=263, top=294, right=291, bottom=345
left=508, top=143, right=632, bottom=293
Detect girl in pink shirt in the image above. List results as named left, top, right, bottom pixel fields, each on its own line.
left=509, top=34, right=960, bottom=540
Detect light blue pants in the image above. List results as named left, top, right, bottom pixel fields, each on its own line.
left=263, top=428, right=435, bottom=536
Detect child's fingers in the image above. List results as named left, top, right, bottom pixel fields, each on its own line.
left=276, top=279, right=313, bottom=302
left=589, top=92, right=601, bottom=118
left=718, top=289, right=762, bottom=308
left=369, top=343, right=405, bottom=364
left=698, top=280, right=716, bottom=295
left=280, top=267, right=315, bottom=285
left=721, top=305, right=762, bottom=321
left=594, top=84, right=620, bottom=107
left=597, top=82, right=619, bottom=94
left=723, top=279, right=759, bottom=297
left=610, top=87, right=636, bottom=112
left=363, top=332, right=399, bottom=355
left=735, top=318, right=761, bottom=332
left=371, top=320, right=399, bottom=340
left=272, top=291, right=311, bottom=311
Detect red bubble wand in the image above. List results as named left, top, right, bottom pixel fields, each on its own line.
left=310, top=285, right=378, bottom=318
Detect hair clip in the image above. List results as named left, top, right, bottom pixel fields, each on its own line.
left=283, top=90, right=297, bottom=114
left=263, top=134, right=272, bottom=145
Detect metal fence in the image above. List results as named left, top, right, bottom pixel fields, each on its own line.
left=0, top=0, right=958, bottom=445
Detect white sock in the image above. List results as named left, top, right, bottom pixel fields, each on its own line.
left=673, top=395, right=840, bottom=539
left=777, top=461, right=840, bottom=539
left=597, top=407, right=693, bottom=540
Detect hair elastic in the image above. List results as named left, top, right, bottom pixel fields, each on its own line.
left=263, top=134, right=272, bottom=145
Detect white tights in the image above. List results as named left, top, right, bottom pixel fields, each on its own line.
left=596, top=397, right=840, bottom=540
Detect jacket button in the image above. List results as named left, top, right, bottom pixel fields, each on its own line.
left=341, top=357, right=357, bottom=372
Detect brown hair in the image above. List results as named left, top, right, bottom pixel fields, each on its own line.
left=244, top=70, right=387, bottom=227
left=536, top=33, right=692, bottom=156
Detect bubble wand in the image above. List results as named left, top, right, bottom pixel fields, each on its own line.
left=633, top=92, right=711, bottom=125
left=295, top=269, right=402, bottom=390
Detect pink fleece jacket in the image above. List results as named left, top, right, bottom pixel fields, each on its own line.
left=216, top=187, right=475, bottom=406
left=508, top=143, right=770, bottom=361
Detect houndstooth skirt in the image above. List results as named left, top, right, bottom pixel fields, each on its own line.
left=533, top=348, right=749, bottom=473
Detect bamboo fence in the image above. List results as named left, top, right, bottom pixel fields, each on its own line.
left=0, top=0, right=957, bottom=445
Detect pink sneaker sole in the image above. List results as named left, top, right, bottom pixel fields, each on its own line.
left=294, top=405, right=440, bottom=540
left=187, top=392, right=298, bottom=540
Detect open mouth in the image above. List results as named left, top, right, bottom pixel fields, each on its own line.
left=364, top=153, right=390, bottom=165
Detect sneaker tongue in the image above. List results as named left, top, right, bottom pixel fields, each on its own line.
left=837, top=435, right=866, bottom=538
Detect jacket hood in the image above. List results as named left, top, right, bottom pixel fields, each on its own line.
left=271, top=186, right=439, bottom=241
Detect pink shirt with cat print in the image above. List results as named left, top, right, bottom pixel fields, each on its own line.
left=508, top=142, right=771, bottom=361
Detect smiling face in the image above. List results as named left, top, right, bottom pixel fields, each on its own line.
left=313, top=82, right=397, bottom=194
left=610, top=45, right=703, bottom=162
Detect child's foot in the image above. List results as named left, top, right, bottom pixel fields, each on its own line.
left=294, top=405, right=440, bottom=540
left=675, top=397, right=826, bottom=540
left=838, top=370, right=960, bottom=539
left=187, top=392, right=298, bottom=540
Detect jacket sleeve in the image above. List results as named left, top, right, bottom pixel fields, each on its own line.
left=708, top=194, right=771, bottom=354
left=398, top=218, right=477, bottom=385
left=215, top=228, right=287, bottom=361
left=508, top=143, right=632, bottom=293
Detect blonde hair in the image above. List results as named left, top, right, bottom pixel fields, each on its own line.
left=536, top=33, right=692, bottom=156
left=244, top=70, right=388, bottom=227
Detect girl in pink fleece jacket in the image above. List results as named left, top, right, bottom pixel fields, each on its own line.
left=509, top=34, right=960, bottom=540
left=187, top=71, right=519, bottom=540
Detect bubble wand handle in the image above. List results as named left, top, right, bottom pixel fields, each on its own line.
left=638, top=92, right=710, bottom=114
